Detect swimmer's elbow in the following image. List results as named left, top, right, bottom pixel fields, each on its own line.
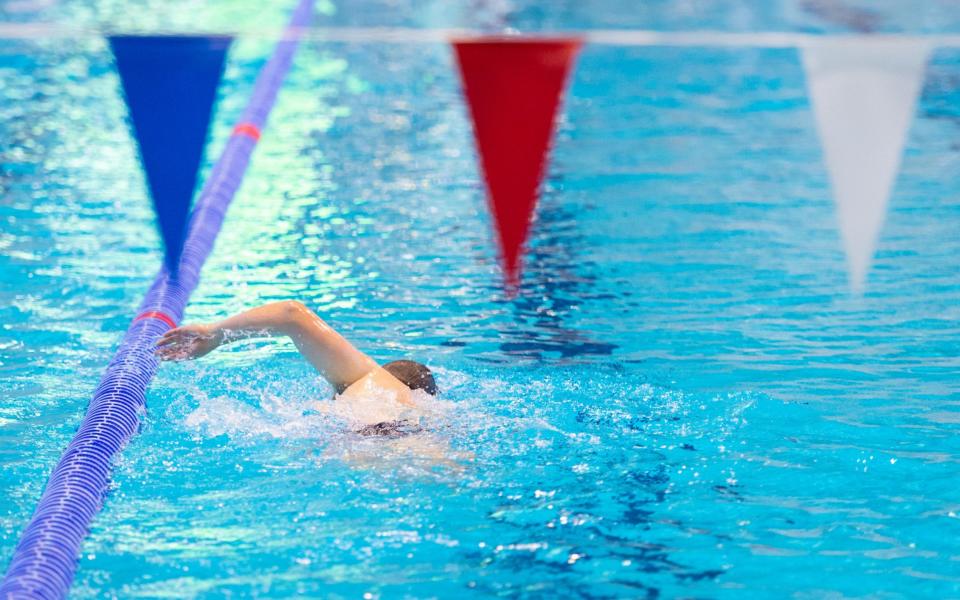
left=279, top=300, right=324, bottom=333
left=280, top=299, right=308, bottom=315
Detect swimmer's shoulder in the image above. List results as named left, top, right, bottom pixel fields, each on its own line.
left=339, top=366, right=414, bottom=407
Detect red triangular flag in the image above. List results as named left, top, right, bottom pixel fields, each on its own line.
left=453, top=37, right=582, bottom=286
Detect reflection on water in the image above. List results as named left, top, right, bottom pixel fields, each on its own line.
left=800, top=0, right=881, bottom=33
left=497, top=193, right=619, bottom=361
left=922, top=49, right=960, bottom=152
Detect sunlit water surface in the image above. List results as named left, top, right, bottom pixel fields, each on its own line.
left=2, top=1, right=960, bottom=598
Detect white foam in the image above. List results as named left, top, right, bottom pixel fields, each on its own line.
left=176, top=368, right=469, bottom=443
left=181, top=388, right=336, bottom=442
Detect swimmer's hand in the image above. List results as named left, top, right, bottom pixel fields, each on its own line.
left=155, top=324, right=222, bottom=361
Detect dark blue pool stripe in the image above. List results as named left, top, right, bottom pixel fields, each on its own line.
left=0, top=0, right=314, bottom=596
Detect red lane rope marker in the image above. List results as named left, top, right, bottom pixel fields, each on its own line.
left=133, top=310, right=177, bottom=329
left=232, top=122, right=261, bottom=142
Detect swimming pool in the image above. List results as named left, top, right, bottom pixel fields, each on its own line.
left=3, top=0, right=960, bottom=597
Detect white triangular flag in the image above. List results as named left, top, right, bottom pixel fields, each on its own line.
left=802, top=40, right=930, bottom=292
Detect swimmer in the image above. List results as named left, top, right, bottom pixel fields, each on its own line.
left=154, top=300, right=437, bottom=436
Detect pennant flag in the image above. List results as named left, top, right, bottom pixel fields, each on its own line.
left=802, top=40, right=929, bottom=292
left=110, top=35, right=232, bottom=273
left=453, top=37, right=581, bottom=286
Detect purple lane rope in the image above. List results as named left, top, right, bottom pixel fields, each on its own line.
left=0, top=0, right=314, bottom=596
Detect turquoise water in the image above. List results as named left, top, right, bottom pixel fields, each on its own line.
left=3, top=1, right=960, bottom=597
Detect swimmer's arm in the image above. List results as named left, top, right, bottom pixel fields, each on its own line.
left=156, top=301, right=378, bottom=391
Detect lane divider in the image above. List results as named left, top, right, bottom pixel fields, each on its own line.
left=133, top=310, right=178, bottom=329
left=0, top=0, right=315, bottom=596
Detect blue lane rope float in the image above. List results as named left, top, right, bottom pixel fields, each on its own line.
left=0, top=0, right=314, bottom=596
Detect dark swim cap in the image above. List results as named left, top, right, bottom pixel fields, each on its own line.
left=383, top=360, right=438, bottom=395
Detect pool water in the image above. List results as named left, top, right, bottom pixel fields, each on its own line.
left=3, top=1, right=960, bottom=597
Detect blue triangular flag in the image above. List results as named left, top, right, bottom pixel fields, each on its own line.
left=109, top=35, right=232, bottom=273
